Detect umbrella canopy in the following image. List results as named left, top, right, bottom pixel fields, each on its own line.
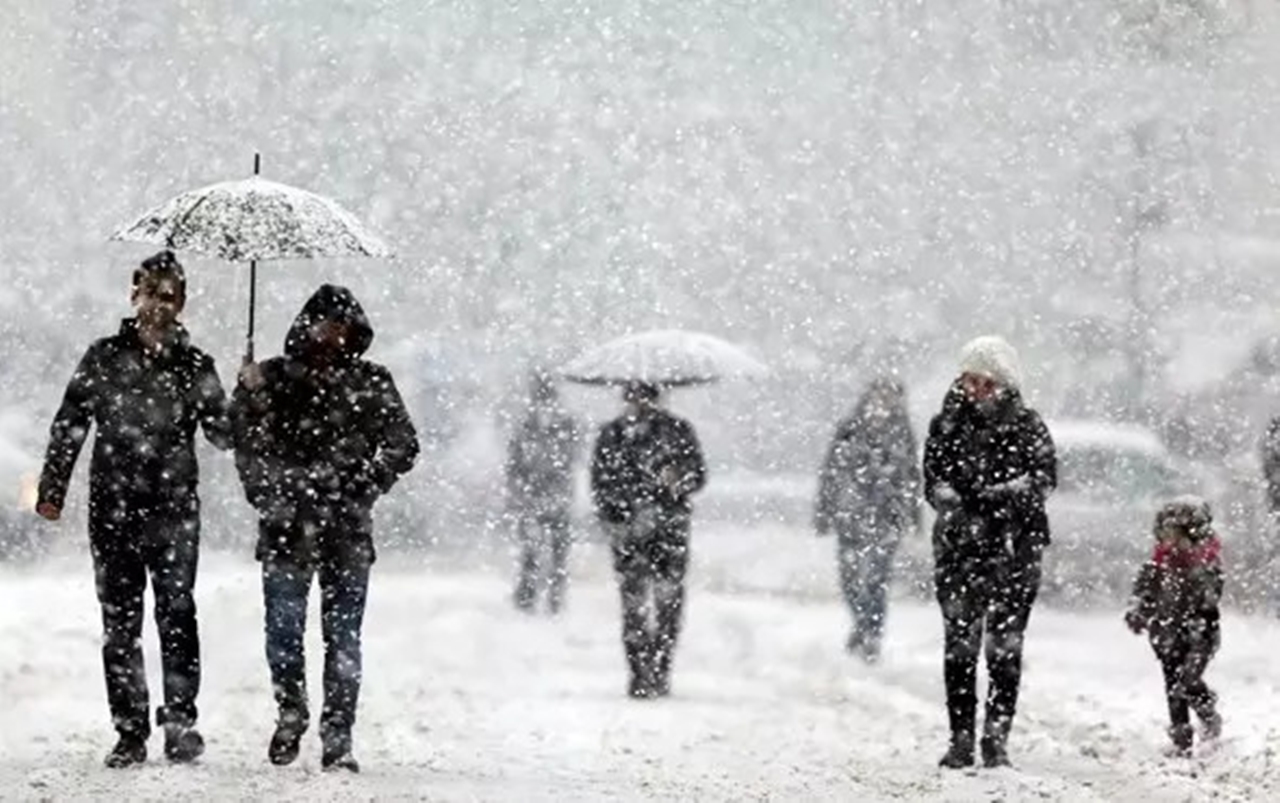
left=561, top=329, right=768, bottom=387
left=110, top=175, right=392, bottom=261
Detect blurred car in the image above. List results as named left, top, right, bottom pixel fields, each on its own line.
left=1040, top=419, right=1204, bottom=604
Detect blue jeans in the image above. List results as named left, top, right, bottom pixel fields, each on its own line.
left=262, top=557, right=370, bottom=741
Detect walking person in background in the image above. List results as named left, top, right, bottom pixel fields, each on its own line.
left=35, top=251, right=231, bottom=767
left=924, top=336, right=1057, bottom=769
left=815, top=376, right=921, bottom=662
left=1259, top=417, right=1280, bottom=613
left=1124, top=497, right=1224, bottom=757
left=506, top=371, right=581, bottom=614
left=591, top=381, right=706, bottom=699
left=233, top=284, right=419, bottom=772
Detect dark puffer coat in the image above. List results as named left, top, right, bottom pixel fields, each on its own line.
left=232, top=285, right=419, bottom=565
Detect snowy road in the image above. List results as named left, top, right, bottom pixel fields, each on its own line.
left=2, top=524, right=1279, bottom=801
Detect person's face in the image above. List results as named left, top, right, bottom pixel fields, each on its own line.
left=132, top=276, right=184, bottom=329
left=308, top=319, right=352, bottom=357
left=960, top=372, right=1000, bottom=404
left=1158, top=524, right=1194, bottom=548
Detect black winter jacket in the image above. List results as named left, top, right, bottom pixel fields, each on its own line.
left=923, top=382, right=1056, bottom=561
left=506, top=404, right=580, bottom=518
left=38, top=318, right=231, bottom=516
left=231, top=285, right=419, bottom=564
left=816, top=395, right=921, bottom=537
left=591, top=406, right=706, bottom=525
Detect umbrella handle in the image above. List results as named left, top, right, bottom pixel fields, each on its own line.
left=245, top=259, right=256, bottom=363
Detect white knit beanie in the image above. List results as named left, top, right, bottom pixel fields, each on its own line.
left=959, top=335, right=1022, bottom=391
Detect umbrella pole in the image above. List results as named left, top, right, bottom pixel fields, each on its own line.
left=246, top=259, right=257, bottom=363
left=245, top=152, right=261, bottom=363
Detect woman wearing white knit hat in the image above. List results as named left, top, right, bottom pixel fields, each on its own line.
left=923, top=335, right=1057, bottom=769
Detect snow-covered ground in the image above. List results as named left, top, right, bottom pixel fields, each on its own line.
left=2, top=523, right=1279, bottom=801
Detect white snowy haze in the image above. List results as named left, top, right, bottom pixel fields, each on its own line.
left=4, top=0, right=1279, bottom=574
left=4, top=1, right=1280, bottom=798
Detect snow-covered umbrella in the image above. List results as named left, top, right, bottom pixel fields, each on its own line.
left=560, top=329, right=768, bottom=387
left=110, top=155, right=391, bottom=359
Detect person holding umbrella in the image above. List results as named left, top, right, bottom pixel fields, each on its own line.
left=924, top=336, right=1056, bottom=769
left=565, top=330, right=763, bottom=699
left=35, top=250, right=232, bottom=768
left=231, top=284, right=419, bottom=772
left=590, top=381, right=707, bottom=698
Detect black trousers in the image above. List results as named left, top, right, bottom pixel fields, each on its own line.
left=609, top=513, right=690, bottom=692
left=513, top=511, right=572, bottom=613
left=836, top=526, right=899, bottom=654
left=262, top=555, right=371, bottom=742
left=935, top=548, right=1041, bottom=749
left=90, top=494, right=202, bottom=738
left=1155, top=632, right=1218, bottom=736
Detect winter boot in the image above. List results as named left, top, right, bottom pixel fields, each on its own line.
left=1166, top=723, right=1194, bottom=757
left=1198, top=709, right=1223, bottom=741
left=938, top=732, right=975, bottom=769
left=321, top=731, right=359, bottom=773
left=980, top=735, right=1010, bottom=768
left=104, top=733, right=148, bottom=769
left=1193, top=694, right=1222, bottom=741
left=268, top=712, right=307, bottom=766
left=625, top=640, right=656, bottom=699
left=627, top=671, right=656, bottom=699
left=163, top=723, right=205, bottom=763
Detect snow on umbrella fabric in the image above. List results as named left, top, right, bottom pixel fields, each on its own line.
left=561, top=330, right=768, bottom=387
left=110, top=176, right=392, bottom=261
left=110, top=172, right=391, bottom=360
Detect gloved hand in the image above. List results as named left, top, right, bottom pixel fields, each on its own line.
left=980, top=475, right=1031, bottom=503
left=1124, top=609, right=1147, bottom=634
left=931, top=483, right=962, bottom=510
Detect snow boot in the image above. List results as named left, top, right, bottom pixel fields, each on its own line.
left=268, top=713, right=307, bottom=766
left=980, top=735, right=1010, bottom=768
left=321, top=732, right=359, bottom=773
left=938, top=733, right=975, bottom=769
left=627, top=672, right=657, bottom=699
left=104, top=733, right=148, bottom=769
left=1198, top=709, right=1223, bottom=741
left=163, top=723, right=205, bottom=763
left=1193, top=694, right=1222, bottom=741
left=1166, top=723, right=1194, bottom=757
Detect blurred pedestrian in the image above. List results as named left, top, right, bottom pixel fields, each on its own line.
left=506, top=371, right=581, bottom=614
left=1124, top=497, right=1224, bottom=757
left=815, top=376, right=921, bottom=661
left=591, top=381, right=706, bottom=699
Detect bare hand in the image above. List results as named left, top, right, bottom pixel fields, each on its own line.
left=238, top=361, right=265, bottom=391
left=36, top=501, right=61, bottom=521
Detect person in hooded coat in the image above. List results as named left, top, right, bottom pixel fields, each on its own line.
left=815, top=376, right=921, bottom=661
left=506, top=371, right=581, bottom=614
left=591, top=381, right=706, bottom=699
left=924, top=336, right=1056, bottom=769
left=35, top=251, right=231, bottom=768
left=1125, top=496, right=1224, bottom=756
left=232, top=284, right=419, bottom=773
